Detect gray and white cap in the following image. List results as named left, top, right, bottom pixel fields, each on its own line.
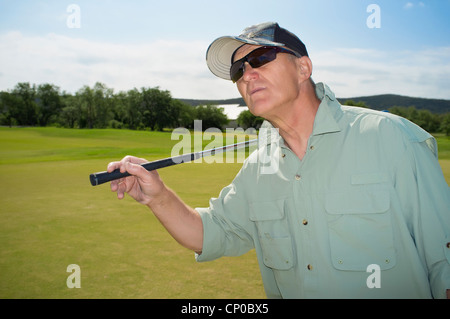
left=206, top=22, right=309, bottom=81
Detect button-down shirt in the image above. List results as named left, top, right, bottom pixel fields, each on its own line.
left=196, top=83, right=450, bottom=298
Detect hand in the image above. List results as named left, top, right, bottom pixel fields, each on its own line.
left=107, top=155, right=165, bottom=206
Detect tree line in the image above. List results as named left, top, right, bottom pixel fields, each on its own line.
left=342, top=100, right=450, bottom=135
left=235, top=100, right=450, bottom=135
left=0, top=82, right=228, bottom=131
left=1, top=82, right=449, bottom=135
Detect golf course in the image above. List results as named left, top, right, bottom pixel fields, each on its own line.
left=0, top=127, right=449, bottom=299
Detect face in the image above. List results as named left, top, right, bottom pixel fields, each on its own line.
left=233, top=44, right=303, bottom=120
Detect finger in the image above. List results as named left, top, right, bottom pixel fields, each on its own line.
left=124, top=161, right=155, bottom=183
left=107, top=161, right=121, bottom=173
left=107, top=156, right=144, bottom=174
left=110, top=177, right=121, bottom=191
left=112, top=177, right=131, bottom=199
left=123, top=156, right=147, bottom=165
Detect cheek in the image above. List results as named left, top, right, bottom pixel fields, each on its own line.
left=273, top=65, right=301, bottom=96
left=237, top=83, right=247, bottom=100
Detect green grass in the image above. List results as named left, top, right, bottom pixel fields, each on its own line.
left=0, top=127, right=263, bottom=299
left=0, top=127, right=449, bottom=299
left=434, top=134, right=450, bottom=183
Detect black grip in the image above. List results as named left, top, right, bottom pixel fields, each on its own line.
left=89, top=169, right=131, bottom=186
left=89, top=153, right=197, bottom=186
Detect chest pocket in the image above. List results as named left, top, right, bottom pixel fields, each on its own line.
left=249, top=199, right=294, bottom=270
left=325, top=187, right=396, bottom=271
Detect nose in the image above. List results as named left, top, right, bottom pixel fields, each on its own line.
left=241, top=62, right=259, bottom=82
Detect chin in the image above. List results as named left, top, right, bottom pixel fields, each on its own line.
left=247, top=99, right=273, bottom=118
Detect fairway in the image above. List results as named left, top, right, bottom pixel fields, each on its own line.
left=0, top=127, right=449, bottom=299
left=0, top=127, right=264, bottom=299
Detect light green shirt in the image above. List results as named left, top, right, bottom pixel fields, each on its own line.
left=196, top=83, right=450, bottom=299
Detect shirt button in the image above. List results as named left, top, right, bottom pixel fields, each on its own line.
left=282, top=153, right=286, bottom=158
left=446, top=242, right=450, bottom=248
left=307, top=264, right=313, bottom=270
left=295, top=174, right=301, bottom=181
left=309, top=145, right=315, bottom=151
left=302, top=219, right=308, bottom=225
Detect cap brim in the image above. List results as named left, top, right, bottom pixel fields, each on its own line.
left=206, top=36, right=284, bottom=81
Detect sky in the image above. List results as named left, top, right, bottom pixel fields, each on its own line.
left=0, top=0, right=449, bottom=100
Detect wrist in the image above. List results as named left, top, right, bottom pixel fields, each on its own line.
left=145, top=183, right=171, bottom=210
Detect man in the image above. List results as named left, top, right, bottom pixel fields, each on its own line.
left=108, top=22, right=450, bottom=298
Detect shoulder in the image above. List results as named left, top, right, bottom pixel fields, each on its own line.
left=341, top=105, right=433, bottom=142
left=339, top=105, right=437, bottom=157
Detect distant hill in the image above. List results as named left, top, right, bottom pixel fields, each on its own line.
left=178, top=97, right=246, bottom=107
left=177, top=94, right=450, bottom=114
left=337, top=94, right=450, bottom=114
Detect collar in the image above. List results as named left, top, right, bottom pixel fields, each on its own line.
left=259, top=82, right=342, bottom=146
left=311, top=82, right=342, bottom=136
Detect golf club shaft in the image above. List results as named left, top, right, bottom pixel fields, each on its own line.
left=89, top=139, right=258, bottom=186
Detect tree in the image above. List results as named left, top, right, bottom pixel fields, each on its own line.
left=59, top=105, right=78, bottom=128
left=194, top=105, right=229, bottom=130
left=124, top=88, right=144, bottom=130
left=36, top=83, right=64, bottom=126
left=440, top=113, right=450, bottom=136
left=237, top=110, right=264, bottom=129
left=415, top=109, right=440, bottom=133
left=140, top=87, right=174, bottom=131
left=174, top=100, right=196, bottom=129
left=389, top=106, right=441, bottom=133
left=343, top=100, right=369, bottom=108
left=73, top=82, right=114, bottom=128
left=93, top=82, right=114, bottom=128
left=389, top=106, right=409, bottom=119
left=11, top=82, right=38, bottom=126
left=0, top=91, right=20, bottom=127
left=76, top=85, right=95, bottom=128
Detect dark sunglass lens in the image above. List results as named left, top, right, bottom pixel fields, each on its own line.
left=230, top=47, right=280, bottom=83
left=248, top=48, right=277, bottom=68
left=230, top=61, right=244, bottom=83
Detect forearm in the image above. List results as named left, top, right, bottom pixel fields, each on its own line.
left=147, top=185, right=204, bottom=253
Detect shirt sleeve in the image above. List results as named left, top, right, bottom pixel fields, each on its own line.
left=195, top=171, right=255, bottom=263
left=395, top=134, right=450, bottom=299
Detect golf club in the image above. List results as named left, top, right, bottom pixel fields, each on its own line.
left=89, top=138, right=258, bottom=186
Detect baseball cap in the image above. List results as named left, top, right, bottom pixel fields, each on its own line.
left=206, top=22, right=309, bottom=81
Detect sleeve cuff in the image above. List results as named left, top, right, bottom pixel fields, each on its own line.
left=194, top=207, right=226, bottom=263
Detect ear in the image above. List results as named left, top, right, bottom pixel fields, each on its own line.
left=296, top=56, right=313, bottom=81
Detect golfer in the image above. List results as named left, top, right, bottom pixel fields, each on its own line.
left=108, top=22, right=450, bottom=298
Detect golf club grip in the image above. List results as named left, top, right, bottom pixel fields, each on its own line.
left=89, top=139, right=258, bottom=186
left=89, top=156, right=187, bottom=186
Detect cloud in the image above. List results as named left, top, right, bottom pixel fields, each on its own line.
left=404, top=2, right=414, bottom=9
left=0, top=31, right=449, bottom=100
left=0, top=31, right=238, bottom=99
left=312, top=47, right=450, bottom=99
left=404, top=2, right=426, bottom=9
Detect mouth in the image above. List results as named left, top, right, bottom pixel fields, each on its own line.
left=249, top=87, right=265, bottom=96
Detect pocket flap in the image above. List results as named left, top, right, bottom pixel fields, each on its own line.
left=351, top=173, right=389, bottom=185
left=325, top=190, right=390, bottom=215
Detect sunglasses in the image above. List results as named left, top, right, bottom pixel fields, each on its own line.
left=230, top=46, right=299, bottom=83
